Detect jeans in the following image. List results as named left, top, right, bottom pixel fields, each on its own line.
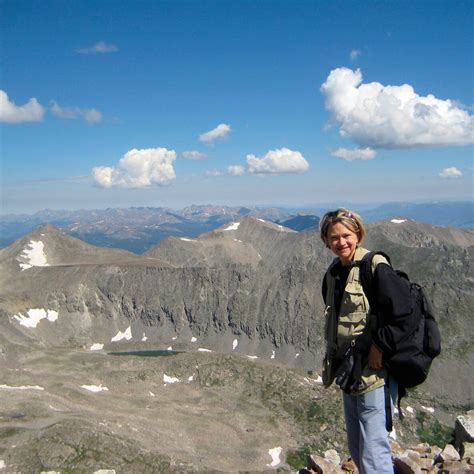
left=342, top=382, right=396, bottom=474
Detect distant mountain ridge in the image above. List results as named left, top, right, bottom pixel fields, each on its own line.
left=1, top=201, right=471, bottom=253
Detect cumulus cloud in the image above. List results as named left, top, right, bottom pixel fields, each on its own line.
left=439, top=167, right=462, bottom=178
left=199, top=123, right=231, bottom=143
left=76, top=41, right=119, bottom=54
left=321, top=67, right=474, bottom=149
left=350, top=49, right=361, bottom=62
left=246, top=148, right=309, bottom=174
left=182, top=150, right=208, bottom=160
left=330, top=147, right=376, bottom=161
left=0, top=90, right=44, bottom=123
left=92, top=148, right=176, bottom=188
left=228, top=165, right=245, bottom=176
left=51, top=101, right=102, bottom=123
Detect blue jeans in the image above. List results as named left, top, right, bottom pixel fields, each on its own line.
left=342, top=382, right=396, bottom=474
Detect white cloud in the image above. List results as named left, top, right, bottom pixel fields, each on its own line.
left=330, top=147, right=376, bottom=161
left=228, top=165, right=245, bottom=176
left=0, top=90, right=44, bottom=123
left=205, top=169, right=223, bottom=177
left=76, top=41, right=119, bottom=54
left=321, top=67, right=474, bottom=149
left=199, top=123, right=231, bottom=143
left=182, top=150, right=208, bottom=160
left=350, top=49, right=361, bottom=62
left=92, top=148, right=176, bottom=188
left=246, top=148, right=309, bottom=174
left=51, top=101, right=102, bottom=123
left=439, top=167, right=462, bottom=178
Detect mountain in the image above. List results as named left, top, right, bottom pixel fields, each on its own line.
left=277, top=214, right=320, bottom=231
left=0, top=206, right=295, bottom=253
left=1, top=217, right=473, bottom=405
left=361, top=201, right=474, bottom=228
left=0, top=217, right=473, bottom=470
left=2, top=201, right=471, bottom=253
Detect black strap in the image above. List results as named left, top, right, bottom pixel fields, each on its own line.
left=357, top=251, right=392, bottom=311
left=384, top=380, right=393, bottom=432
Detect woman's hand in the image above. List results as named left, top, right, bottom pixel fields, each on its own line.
left=368, top=344, right=383, bottom=370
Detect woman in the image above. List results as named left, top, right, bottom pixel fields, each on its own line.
left=319, top=208, right=411, bottom=474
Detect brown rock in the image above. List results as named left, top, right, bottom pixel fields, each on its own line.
left=438, top=444, right=461, bottom=463
left=341, top=457, right=357, bottom=472
left=441, top=459, right=473, bottom=472
left=308, top=454, right=340, bottom=474
left=462, top=443, right=474, bottom=460
left=417, top=457, right=434, bottom=470
left=393, top=455, right=422, bottom=474
left=413, top=443, right=432, bottom=455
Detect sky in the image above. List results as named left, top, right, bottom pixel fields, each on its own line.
left=1, top=0, right=473, bottom=215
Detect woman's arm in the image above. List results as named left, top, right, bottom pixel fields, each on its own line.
left=371, top=262, right=413, bottom=356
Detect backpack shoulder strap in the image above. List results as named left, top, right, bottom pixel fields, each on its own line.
left=358, top=251, right=391, bottom=310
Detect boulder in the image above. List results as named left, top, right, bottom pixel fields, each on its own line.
left=455, top=413, right=474, bottom=449
left=438, top=444, right=461, bottom=463
left=324, top=449, right=341, bottom=465
left=308, top=454, right=341, bottom=474
left=393, top=455, right=422, bottom=474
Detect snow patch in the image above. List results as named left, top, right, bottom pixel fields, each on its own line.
left=90, top=343, right=104, bottom=351
left=94, top=470, right=116, bottom=474
left=188, top=374, right=195, bottom=382
left=198, top=348, right=212, bottom=352
left=267, top=447, right=282, bottom=467
left=271, top=350, right=275, bottom=359
left=406, top=406, right=414, bottom=414
left=163, top=374, right=180, bottom=384
left=180, top=238, right=197, bottom=242
left=17, top=240, right=50, bottom=270
left=167, top=346, right=173, bottom=351
left=233, top=238, right=243, bottom=243
left=391, top=219, right=407, bottom=224
left=191, top=337, right=197, bottom=342
left=295, top=353, right=300, bottom=358
left=81, top=384, right=109, bottom=393
left=13, top=308, right=58, bottom=328
left=421, top=405, right=435, bottom=413
left=149, top=391, right=155, bottom=397
left=315, top=376, right=323, bottom=384
left=232, top=339, right=238, bottom=350
left=111, top=326, right=132, bottom=342
left=0, top=384, right=44, bottom=391
left=141, top=333, right=148, bottom=342
left=172, top=336, right=177, bottom=340
left=247, top=355, right=258, bottom=360
left=222, top=222, right=240, bottom=231
left=257, top=218, right=266, bottom=223
left=389, top=429, right=397, bottom=440
left=0, top=460, right=5, bottom=470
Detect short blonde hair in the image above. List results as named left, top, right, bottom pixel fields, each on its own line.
left=319, top=208, right=366, bottom=247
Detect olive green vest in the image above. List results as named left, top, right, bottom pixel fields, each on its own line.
left=322, top=247, right=387, bottom=395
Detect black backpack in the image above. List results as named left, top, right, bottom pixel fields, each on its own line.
left=359, top=251, right=441, bottom=417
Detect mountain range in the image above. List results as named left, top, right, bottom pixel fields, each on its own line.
left=1, top=216, right=473, bottom=405
left=1, top=201, right=472, bottom=253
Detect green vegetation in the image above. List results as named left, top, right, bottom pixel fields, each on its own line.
left=415, top=411, right=453, bottom=448
left=286, top=445, right=311, bottom=469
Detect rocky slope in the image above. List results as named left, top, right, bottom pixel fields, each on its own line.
left=0, top=217, right=473, bottom=471
left=0, top=218, right=473, bottom=403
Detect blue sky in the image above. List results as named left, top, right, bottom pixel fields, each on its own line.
left=1, top=0, right=473, bottom=214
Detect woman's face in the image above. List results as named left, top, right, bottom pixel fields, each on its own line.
left=326, top=222, right=359, bottom=265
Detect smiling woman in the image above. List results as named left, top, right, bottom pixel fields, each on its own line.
left=318, top=208, right=410, bottom=474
